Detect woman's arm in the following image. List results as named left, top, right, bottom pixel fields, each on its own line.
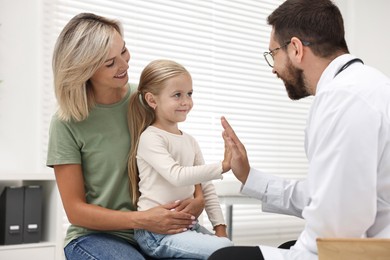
left=55, top=164, right=195, bottom=234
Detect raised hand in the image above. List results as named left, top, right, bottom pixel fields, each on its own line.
left=220, top=116, right=250, bottom=184
left=222, top=131, right=232, bottom=173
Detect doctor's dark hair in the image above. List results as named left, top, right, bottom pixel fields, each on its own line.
left=267, top=0, right=349, bottom=58
left=127, top=59, right=189, bottom=205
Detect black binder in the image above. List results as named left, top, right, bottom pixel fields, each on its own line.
left=0, top=186, right=24, bottom=245
left=23, top=185, right=42, bottom=243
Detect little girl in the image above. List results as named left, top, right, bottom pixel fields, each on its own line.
left=128, top=59, right=234, bottom=259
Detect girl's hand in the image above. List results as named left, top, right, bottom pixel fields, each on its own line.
left=222, top=130, right=232, bottom=173
left=214, top=224, right=229, bottom=238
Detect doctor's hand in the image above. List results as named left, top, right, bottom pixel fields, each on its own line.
left=221, top=116, right=250, bottom=184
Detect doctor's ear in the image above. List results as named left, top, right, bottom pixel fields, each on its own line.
left=290, top=37, right=301, bottom=52
left=290, top=37, right=304, bottom=61
left=145, top=92, right=157, bottom=110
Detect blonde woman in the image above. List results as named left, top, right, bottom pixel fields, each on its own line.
left=47, top=13, right=204, bottom=260
left=128, top=59, right=234, bottom=259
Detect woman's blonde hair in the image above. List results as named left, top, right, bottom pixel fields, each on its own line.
left=128, top=59, right=189, bottom=205
left=52, top=13, right=123, bottom=122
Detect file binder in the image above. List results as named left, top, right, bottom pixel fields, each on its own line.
left=0, top=186, right=24, bottom=245
left=23, top=185, right=42, bottom=243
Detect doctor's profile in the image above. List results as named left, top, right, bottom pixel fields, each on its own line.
left=209, top=0, right=390, bottom=259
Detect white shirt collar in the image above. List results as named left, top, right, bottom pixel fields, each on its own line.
left=316, top=53, right=357, bottom=94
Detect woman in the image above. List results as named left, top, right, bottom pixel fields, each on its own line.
left=47, top=13, right=204, bottom=260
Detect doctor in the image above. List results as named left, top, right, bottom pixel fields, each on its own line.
left=210, top=0, right=390, bottom=259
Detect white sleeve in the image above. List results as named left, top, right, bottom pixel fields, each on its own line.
left=241, top=168, right=308, bottom=218
left=193, top=138, right=226, bottom=226
left=202, top=181, right=226, bottom=227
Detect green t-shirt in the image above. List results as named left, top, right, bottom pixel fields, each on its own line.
left=46, top=84, right=137, bottom=246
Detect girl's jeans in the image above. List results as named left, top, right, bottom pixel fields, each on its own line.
left=134, top=223, right=234, bottom=260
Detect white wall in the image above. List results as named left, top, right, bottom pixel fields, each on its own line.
left=0, top=0, right=389, bottom=174
left=0, top=0, right=45, bottom=173
left=336, top=0, right=390, bottom=77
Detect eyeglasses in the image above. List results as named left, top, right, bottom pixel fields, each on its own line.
left=263, top=41, right=291, bottom=68
left=263, top=40, right=311, bottom=68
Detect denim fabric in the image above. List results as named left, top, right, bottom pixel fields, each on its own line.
left=64, top=233, right=145, bottom=260
left=135, top=223, right=234, bottom=260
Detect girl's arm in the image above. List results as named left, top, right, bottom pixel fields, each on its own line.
left=193, top=142, right=229, bottom=238
left=138, top=132, right=223, bottom=186
left=214, top=224, right=228, bottom=238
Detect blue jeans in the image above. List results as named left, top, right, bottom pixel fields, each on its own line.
left=134, top=223, right=234, bottom=260
left=64, top=233, right=145, bottom=260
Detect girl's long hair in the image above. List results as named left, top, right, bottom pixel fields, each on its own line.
left=127, top=59, right=188, bottom=205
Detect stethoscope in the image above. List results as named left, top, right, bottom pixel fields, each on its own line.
left=334, top=58, right=364, bottom=78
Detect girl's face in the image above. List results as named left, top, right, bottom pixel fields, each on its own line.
left=89, top=30, right=130, bottom=91
left=153, top=73, right=193, bottom=130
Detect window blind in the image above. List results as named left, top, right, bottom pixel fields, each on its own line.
left=42, top=0, right=309, bottom=246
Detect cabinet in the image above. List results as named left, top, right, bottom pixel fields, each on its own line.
left=0, top=172, right=64, bottom=260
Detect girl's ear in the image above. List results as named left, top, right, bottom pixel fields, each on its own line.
left=145, top=92, right=157, bottom=110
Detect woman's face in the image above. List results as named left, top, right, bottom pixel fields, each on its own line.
left=89, top=30, right=130, bottom=90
